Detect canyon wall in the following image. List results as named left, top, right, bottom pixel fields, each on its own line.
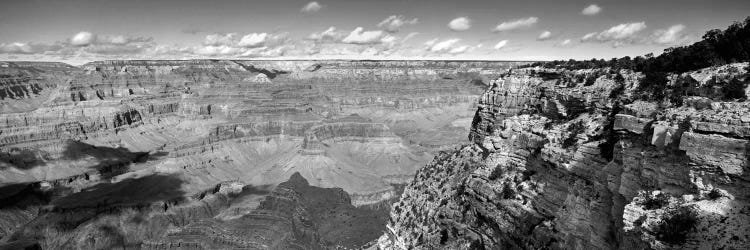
left=0, top=59, right=525, bottom=249
left=379, top=63, right=750, bottom=249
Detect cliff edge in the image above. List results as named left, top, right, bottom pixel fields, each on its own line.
left=379, top=62, right=750, bottom=249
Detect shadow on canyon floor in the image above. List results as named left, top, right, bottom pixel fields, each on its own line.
left=1, top=140, right=167, bottom=173
left=2, top=173, right=187, bottom=249
left=51, top=173, right=186, bottom=209
left=0, top=140, right=169, bottom=211
left=280, top=173, right=396, bottom=248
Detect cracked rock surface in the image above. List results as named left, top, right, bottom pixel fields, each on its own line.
left=379, top=63, right=750, bottom=250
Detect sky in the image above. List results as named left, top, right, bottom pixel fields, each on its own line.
left=0, top=0, right=748, bottom=64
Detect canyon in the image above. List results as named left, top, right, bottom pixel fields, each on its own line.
left=1, top=58, right=748, bottom=250
left=0, top=59, right=524, bottom=249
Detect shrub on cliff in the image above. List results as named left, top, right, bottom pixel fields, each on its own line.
left=654, top=206, right=699, bottom=244
left=562, top=121, right=586, bottom=149
left=641, top=192, right=670, bottom=210
left=706, top=188, right=724, bottom=200
left=722, top=77, right=748, bottom=100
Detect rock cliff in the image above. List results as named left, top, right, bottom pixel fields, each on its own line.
left=379, top=63, right=750, bottom=249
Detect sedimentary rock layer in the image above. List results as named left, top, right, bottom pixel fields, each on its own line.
left=380, top=63, right=750, bottom=249
left=0, top=59, right=523, bottom=248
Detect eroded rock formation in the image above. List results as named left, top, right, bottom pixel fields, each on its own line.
left=0, top=59, right=524, bottom=248
left=379, top=63, right=750, bottom=249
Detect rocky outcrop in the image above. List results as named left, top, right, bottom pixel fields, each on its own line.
left=141, top=173, right=393, bottom=249
left=379, top=64, right=750, bottom=249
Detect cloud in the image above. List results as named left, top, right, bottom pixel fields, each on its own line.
left=598, top=22, right=647, bottom=40
left=402, top=32, right=419, bottom=43
left=427, top=38, right=460, bottom=52
left=448, top=17, right=471, bottom=31
left=203, top=33, right=239, bottom=46
left=301, top=2, right=322, bottom=13
left=581, top=4, right=602, bottom=16
left=449, top=45, right=470, bottom=54
left=581, top=32, right=597, bottom=41
left=494, top=40, right=509, bottom=50
left=71, top=31, right=95, bottom=46
left=194, top=45, right=241, bottom=56
left=78, top=34, right=155, bottom=55
left=238, top=33, right=268, bottom=47
left=0, top=31, right=157, bottom=57
left=308, top=26, right=344, bottom=42
left=494, top=17, right=538, bottom=32
left=421, top=38, right=477, bottom=55
left=652, top=24, right=689, bottom=45
left=191, top=32, right=290, bottom=57
left=342, top=27, right=388, bottom=44
left=424, top=38, right=438, bottom=47
left=558, top=39, right=572, bottom=47
left=537, top=31, right=552, bottom=41
left=0, top=42, right=63, bottom=54
left=1, top=30, right=296, bottom=60
left=581, top=22, right=647, bottom=46
left=377, top=15, right=418, bottom=33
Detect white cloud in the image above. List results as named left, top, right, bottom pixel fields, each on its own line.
left=342, top=27, right=388, bottom=44
left=559, top=39, right=572, bottom=46
left=581, top=32, right=596, bottom=41
left=537, top=31, right=552, bottom=40
left=402, top=32, right=419, bottom=43
left=652, top=24, right=688, bottom=45
left=377, top=15, right=418, bottom=33
left=238, top=33, right=268, bottom=47
left=582, top=4, right=602, bottom=16
left=427, top=38, right=460, bottom=52
left=449, top=45, right=470, bottom=54
left=581, top=22, right=647, bottom=46
left=448, top=17, right=471, bottom=31
left=194, top=45, right=241, bottom=56
left=203, top=33, right=238, bottom=46
left=71, top=31, right=95, bottom=46
left=424, top=38, right=438, bottom=47
left=0, top=42, right=63, bottom=54
left=380, top=35, right=397, bottom=45
left=301, top=2, right=322, bottom=13
left=5, top=32, right=157, bottom=56
left=598, top=22, right=647, bottom=40
left=494, top=17, right=538, bottom=32
left=494, top=40, right=509, bottom=50
left=308, top=26, right=343, bottom=41
left=100, top=35, right=127, bottom=44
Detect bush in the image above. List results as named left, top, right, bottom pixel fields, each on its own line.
left=500, top=183, right=515, bottom=199
left=641, top=192, right=670, bottom=210
left=654, top=206, right=699, bottom=244
left=584, top=74, right=598, bottom=86
left=706, top=189, right=724, bottom=200
left=562, top=121, right=586, bottom=149
left=488, top=165, right=503, bottom=180
left=722, top=78, right=748, bottom=100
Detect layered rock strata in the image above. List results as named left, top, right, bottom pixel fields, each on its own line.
left=380, top=63, right=750, bottom=249
left=0, top=60, right=524, bottom=248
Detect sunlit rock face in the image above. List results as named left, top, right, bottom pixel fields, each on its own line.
left=0, top=59, right=525, bottom=248
left=379, top=63, right=750, bottom=250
